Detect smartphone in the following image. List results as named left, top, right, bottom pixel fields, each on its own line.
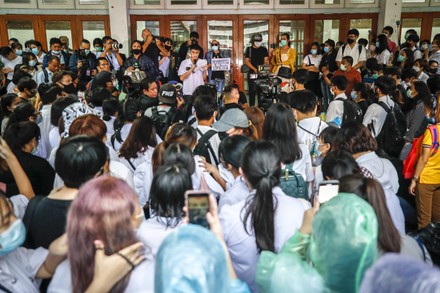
left=318, top=180, right=339, bottom=204
left=185, top=191, right=210, bottom=228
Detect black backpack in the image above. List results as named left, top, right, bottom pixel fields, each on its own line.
left=374, top=101, right=407, bottom=158
left=194, top=128, right=219, bottom=165
left=335, top=97, right=363, bottom=124
left=150, top=106, right=176, bottom=139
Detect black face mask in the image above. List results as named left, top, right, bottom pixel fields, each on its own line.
left=132, top=49, right=142, bottom=55
left=165, top=45, right=172, bottom=51
left=62, top=83, right=77, bottom=95
left=346, top=38, right=355, bottom=45
left=428, top=68, right=438, bottom=75
left=191, top=39, right=198, bottom=45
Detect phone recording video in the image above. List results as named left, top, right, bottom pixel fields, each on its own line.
left=185, top=191, right=210, bottom=228
left=318, top=180, right=339, bottom=204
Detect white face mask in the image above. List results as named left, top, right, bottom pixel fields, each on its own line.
left=413, top=66, right=420, bottom=72
left=340, top=64, right=347, bottom=71
left=254, top=42, right=262, bottom=47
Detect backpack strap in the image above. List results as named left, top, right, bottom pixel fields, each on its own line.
left=196, top=128, right=219, bottom=166
left=0, top=284, right=13, bottom=293
left=127, top=159, right=136, bottom=171
left=23, top=195, right=44, bottom=248
left=377, top=101, right=391, bottom=113
left=187, top=116, right=197, bottom=126
left=297, top=120, right=321, bottom=138
left=43, top=68, right=49, bottom=84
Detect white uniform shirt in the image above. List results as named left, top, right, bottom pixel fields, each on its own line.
left=111, top=123, right=132, bottom=152
left=0, top=247, right=48, bottom=293
left=38, top=104, right=54, bottom=159
left=362, top=95, right=395, bottom=137
left=335, top=42, right=367, bottom=67
left=302, top=54, right=322, bottom=68
left=11, top=194, right=29, bottom=219
left=3, top=56, right=22, bottom=80
left=296, top=117, right=328, bottom=151
left=104, top=116, right=116, bottom=140
left=376, top=49, right=390, bottom=65
left=196, top=125, right=221, bottom=165
left=48, top=258, right=152, bottom=293
left=220, top=187, right=307, bottom=292
left=36, top=68, right=53, bottom=85
left=136, top=217, right=182, bottom=293
left=178, top=59, right=207, bottom=96
left=357, top=153, right=405, bottom=234
left=49, top=127, right=61, bottom=151
left=325, top=93, right=346, bottom=125
left=418, top=71, right=429, bottom=83
left=219, top=176, right=250, bottom=211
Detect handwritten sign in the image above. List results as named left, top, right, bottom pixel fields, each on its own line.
left=211, top=58, right=230, bottom=71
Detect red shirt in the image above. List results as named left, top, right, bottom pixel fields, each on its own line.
left=388, top=39, right=397, bottom=53
left=333, top=68, right=362, bottom=95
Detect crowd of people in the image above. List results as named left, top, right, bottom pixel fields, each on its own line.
left=0, top=25, right=440, bottom=293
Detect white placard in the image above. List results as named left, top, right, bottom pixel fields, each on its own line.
left=211, top=58, right=230, bottom=71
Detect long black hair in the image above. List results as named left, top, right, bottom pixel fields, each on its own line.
left=263, top=103, right=301, bottom=164
left=150, top=164, right=192, bottom=228
left=241, top=140, right=281, bottom=252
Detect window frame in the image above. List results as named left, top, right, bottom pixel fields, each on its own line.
left=75, top=0, right=108, bottom=9
left=165, top=0, right=202, bottom=9
left=402, top=0, right=429, bottom=7
left=274, top=0, right=308, bottom=9
left=310, top=0, right=343, bottom=9
left=0, top=0, right=37, bottom=8
left=37, top=0, right=75, bottom=9
left=129, top=0, right=165, bottom=9
left=344, top=0, right=378, bottom=8
left=431, top=0, right=440, bottom=6
left=201, top=0, right=237, bottom=10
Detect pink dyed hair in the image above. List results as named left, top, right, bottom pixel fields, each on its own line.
left=67, top=176, right=138, bottom=293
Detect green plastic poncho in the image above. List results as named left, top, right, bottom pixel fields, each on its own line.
left=256, top=193, right=378, bottom=293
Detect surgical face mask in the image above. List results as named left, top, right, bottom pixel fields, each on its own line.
left=407, top=88, right=413, bottom=98
left=254, top=42, right=262, bottom=47
left=15, top=50, right=22, bottom=56
left=52, top=50, right=61, bottom=55
left=211, top=45, right=219, bottom=51
left=421, top=43, right=429, bottom=50
left=375, top=42, right=380, bottom=48
left=397, top=55, right=405, bottom=62
left=429, top=44, right=433, bottom=51
left=350, top=91, right=356, bottom=99
left=413, top=66, right=420, bottom=72
left=31, top=48, right=39, bottom=55
left=323, top=46, right=329, bottom=53
left=28, top=60, right=37, bottom=67
left=311, top=49, right=317, bottom=55
left=280, top=40, right=287, bottom=47
left=372, top=73, right=379, bottom=79
left=0, top=219, right=26, bottom=257
left=340, top=64, right=347, bottom=71
left=84, top=49, right=91, bottom=55
left=95, top=47, right=103, bottom=52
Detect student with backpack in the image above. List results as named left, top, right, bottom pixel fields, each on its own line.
left=363, top=75, right=407, bottom=158
left=145, top=83, right=185, bottom=139
left=192, top=91, right=221, bottom=165
left=325, top=75, right=363, bottom=126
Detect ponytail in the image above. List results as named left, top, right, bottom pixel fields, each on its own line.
left=241, top=141, right=281, bottom=252
left=152, top=141, right=168, bottom=174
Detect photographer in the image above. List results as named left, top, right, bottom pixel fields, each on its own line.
left=141, top=28, right=169, bottom=71
left=244, top=33, right=269, bottom=106
left=98, top=36, right=123, bottom=71
left=68, top=39, right=97, bottom=90
left=178, top=31, right=204, bottom=64
left=123, top=40, right=159, bottom=82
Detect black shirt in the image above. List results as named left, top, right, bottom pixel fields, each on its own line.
left=0, top=151, right=55, bottom=197
left=139, top=93, right=159, bottom=113
left=178, top=42, right=204, bottom=62
left=23, top=196, right=72, bottom=249
left=245, top=46, right=269, bottom=74
left=319, top=50, right=338, bottom=73
left=144, top=43, right=160, bottom=71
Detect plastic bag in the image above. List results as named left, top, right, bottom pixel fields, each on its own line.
left=310, top=193, right=378, bottom=293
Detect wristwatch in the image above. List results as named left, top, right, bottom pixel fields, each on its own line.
left=412, top=176, right=419, bottom=182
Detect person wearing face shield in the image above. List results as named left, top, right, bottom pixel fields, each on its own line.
left=336, top=29, right=367, bottom=71
left=244, top=33, right=269, bottom=106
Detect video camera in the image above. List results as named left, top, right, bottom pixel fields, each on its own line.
left=252, top=65, right=282, bottom=112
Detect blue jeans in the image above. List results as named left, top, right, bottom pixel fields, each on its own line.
left=320, top=78, right=332, bottom=113
left=209, top=79, right=225, bottom=106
